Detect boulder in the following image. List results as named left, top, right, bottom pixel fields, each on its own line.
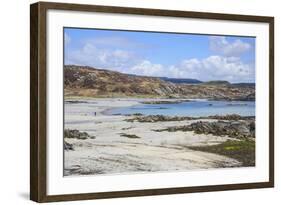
left=64, top=141, right=74, bottom=151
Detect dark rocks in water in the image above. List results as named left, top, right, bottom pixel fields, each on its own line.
left=125, top=113, right=143, bottom=116
left=141, top=99, right=190, bottom=104
left=126, top=115, right=195, bottom=123
left=126, top=114, right=253, bottom=123
left=226, top=103, right=248, bottom=106
left=133, top=113, right=143, bottom=116
left=112, top=113, right=122, bottom=116
left=65, top=100, right=90, bottom=104
left=155, top=120, right=255, bottom=139
left=64, top=129, right=94, bottom=140
left=64, top=141, right=74, bottom=151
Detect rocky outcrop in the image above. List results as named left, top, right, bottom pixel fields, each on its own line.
left=187, top=121, right=255, bottom=138
left=156, top=120, right=255, bottom=139
left=64, top=129, right=94, bottom=140
left=126, top=114, right=254, bottom=123
left=126, top=115, right=195, bottom=122
left=207, top=114, right=254, bottom=121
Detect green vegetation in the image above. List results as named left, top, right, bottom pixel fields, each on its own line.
left=189, top=139, right=255, bottom=167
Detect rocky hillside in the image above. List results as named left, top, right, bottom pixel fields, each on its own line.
left=64, top=65, right=255, bottom=100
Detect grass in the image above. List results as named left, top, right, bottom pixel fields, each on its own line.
left=119, top=133, right=141, bottom=139
left=188, top=139, right=255, bottom=167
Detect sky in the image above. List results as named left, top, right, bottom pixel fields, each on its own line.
left=64, top=27, right=255, bottom=83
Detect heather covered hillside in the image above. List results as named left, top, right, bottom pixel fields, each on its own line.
left=64, top=65, right=255, bottom=101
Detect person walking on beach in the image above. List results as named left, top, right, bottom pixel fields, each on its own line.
left=94, top=112, right=97, bottom=116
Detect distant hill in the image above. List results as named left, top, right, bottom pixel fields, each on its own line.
left=160, top=77, right=202, bottom=84
left=202, top=80, right=231, bottom=85
left=202, top=81, right=255, bottom=87
left=64, top=65, right=255, bottom=100
left=231, top=83, right=255, bottom=87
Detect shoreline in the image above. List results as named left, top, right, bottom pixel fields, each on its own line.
left=65, top=95, right=255, bottom=102
left=65, top=97, right=255, bottom=117
left=65, top=97, right=195, bottom=117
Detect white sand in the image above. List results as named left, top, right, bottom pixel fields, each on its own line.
left=64, top=98, right=241, bottom=176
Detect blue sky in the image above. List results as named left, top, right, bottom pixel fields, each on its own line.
left=64, top=28, right=255, bottom=83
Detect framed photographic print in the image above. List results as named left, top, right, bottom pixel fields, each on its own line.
left=30, top=1, right=274, bottom=202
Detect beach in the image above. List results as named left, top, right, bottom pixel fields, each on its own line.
left=64, top=98, right=255, bottom=176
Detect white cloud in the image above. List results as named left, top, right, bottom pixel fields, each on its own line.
left=169, top=55, right=254, bottom=82
left=66, top=41, right=254, bottom=82
left=121, top=55, right=254, bottom=83
left=64, top=33, right=71, bottom=45
left=86, top=36, right=142, bottom=49
left=65, top=42, right=139, bottom=72
left=130, top=60, right=164, bottom=77
left=65, top=36, right=254, bottom=83
left=209, top=36, right=251, bottom=57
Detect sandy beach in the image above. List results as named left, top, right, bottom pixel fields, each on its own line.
left=63, top=98, right=247, bottom=176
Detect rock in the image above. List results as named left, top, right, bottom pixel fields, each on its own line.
left=141, top=99, right=191, bottom=104
left=64, top=129, right=92, bottom=140
left=234, top=93, right=255, bottom=101
left=249, top=120, right=256, bottom=137
left=156, top=119, right=255, bottom=139
left=119, top=133, right=141, bottom=139
left=206, top=114, right=254, bottom=121
left=64, top=141, right=74, bottom=150
left=190, top=120, right=254, bottom=138
left=229, top=121, right=249, bottom=135
left=126, top=115, right=195, bottom=123
left=125, top=113, right=143, bottom=116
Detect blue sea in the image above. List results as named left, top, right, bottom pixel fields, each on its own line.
left=106, top=100, right=255, bottom=117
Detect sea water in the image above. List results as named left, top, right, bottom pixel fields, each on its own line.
left=106, top=100, right=255, bottom=117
